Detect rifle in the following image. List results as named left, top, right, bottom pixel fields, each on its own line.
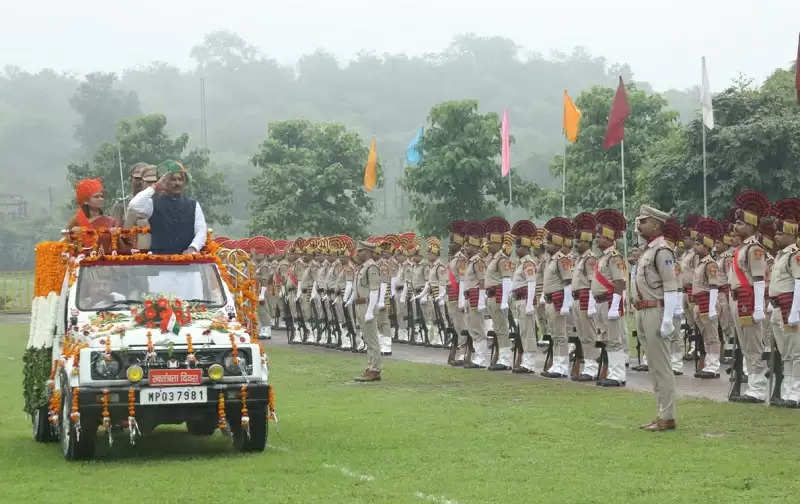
left=415, top=297, right=430, bottom=346
left=389, top=296, right=400, bottom=342
left=309, top=298, right=322, bottom=344
left=294, top=297, right=310, bottom=343
left=318, top=294, right=332, bottom=347
left=281, top=294, right=296, bottom=344
left=443, top=303, right=460, bottom=364
left=634, top=329, right=641, bottom=366
left=342, top=301, right=358, bottom=353
left=432, top=299, right=447, bottom=348
left=693, top=324, right=707, bottom=373
left=768, top=335, right=783, bottom=405
left=508, top=307, right=522, bottom=370
left=328, top=295, right=342, bottom=348
left=727, top=334, right=744, bottom=400
left=569, top=332, right=583, bottom=379
left=406, top=295, right=416, bottom=344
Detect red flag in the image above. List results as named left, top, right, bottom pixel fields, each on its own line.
left=795, top=32, right=800, bottom=104
left=603, top=76, right=631, bottom=149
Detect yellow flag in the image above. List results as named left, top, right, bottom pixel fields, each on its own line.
left=563, top=90, right=582, bottom=143
left=363, top=137, right=377, bottom=191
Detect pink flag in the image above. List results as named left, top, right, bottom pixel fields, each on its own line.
left=501, top=108, right=510, bottom=177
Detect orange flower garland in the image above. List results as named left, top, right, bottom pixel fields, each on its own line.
left=217, top=391, right=228, bottom=433
left=229, top=333, right=239, bottom=366
left=127, top=388, right=140, bottom=445
left=145, top=331, right=156, bottom=365
left=101, top=389, right=112, bottom=446
left=49, top=389, right=62, bottom=425
left=267, top=385, right=277, bottom=423
left=70, top=387, right=81, bottom=441
left=240, top=385, right=250, bottom=439
left=33, top=241, right=69, bottom=297
left=186, top=333, right=196, bottom=366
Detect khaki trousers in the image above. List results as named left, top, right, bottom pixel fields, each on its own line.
left=487, top=298, right=510, bottom=348
left=640, top=306, right=676, bottom=421
left=512, top=299, right=537, bottom=351
left=545, top=302, right=568, bottom=373
left=575, top=306, right=599, bottom=362
left=356, top=303, right=381, bottom=371
left=447, top=300, right=467, bottom=345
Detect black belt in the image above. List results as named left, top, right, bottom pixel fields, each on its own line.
left=595, top=293, right=611, bottom=303
left=486, top=287, right=498, bottom=297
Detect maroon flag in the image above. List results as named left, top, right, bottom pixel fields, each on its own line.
left=795, top=32, right=800, bottom=104
left=603, top=76, right=631, bottom=149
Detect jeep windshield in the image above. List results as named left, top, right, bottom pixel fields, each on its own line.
left=76, top=262, right=226, bottom=311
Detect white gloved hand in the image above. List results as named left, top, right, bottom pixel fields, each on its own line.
left=587, top=291, right=597, bottom=318
left=477, top=289, right=487, bottom=312
left=310, top=281, right=319, bottom=300
left=660, top=291, right=678, bottom=338
left=500, top=277, right=512, bottom=312
left=788, top=279, right=800, bottom=326
left=608, top=293, right=621, bottom=320
left=660, top=318, right=675, bottom=338
left=752, top=280, right=766, bottom=322
left=525, top=281, right=535, bottom=314
left=259, top=286, right=267, bottom=303
left=458, top=281, right=466, bottom=310
left=560, top=285, right=572, bottom=316
left=365, top=290, right=378, bottom=321
left=420, top=294, right=428, bottom=305
left=708, top=288, right=719, bottom=320
left=377, top=283, right=387, bottom=309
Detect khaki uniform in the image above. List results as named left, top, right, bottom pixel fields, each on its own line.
left=410, top=260, right=429, bottom=344
left=462, top=253, right=489, bottom=367
left=448, top=251, right=469, bottom=359
left=376, top=257, right=393, bottom=353
left=716, top=249, right=736, bottom=358
left=123, top=209, right=152, bottom=250
left=534, top=252, right=548, bottom=342
left=635, top=236, right=679, bottom=421
left=393, top=257, right=410, bottom=342
left=339, top=260, right=356, bottom=349
left=485, top=250, right=514, bottom=367
left=511, top=254, right=537, bottom=370
left=768, top=244, right=800, bottom=402
left=573, top=248, right=599, bottom=377
left=255, top=258, right=273, bottom=334
left=355, top=258, right=381, bottom=371
left=591, top=246, right=627, bottom=382
left=730, top=236, right=768, bottom=400
left=543, top=250, right=573, bottom=375
left=426, top=258, right=448, bottom=347
left=692, top=254, right=721, bottom=374
left=675, top=249, right=698, bottom=370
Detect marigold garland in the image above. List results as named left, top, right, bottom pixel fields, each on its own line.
left=33, top=241, right=69, bottom=297
left=217, top=391, right=229, bottom=433
left=267, top=385, right=278, bottom=423
left=186, top=333, right=196, bottom=366
left=240, top=385, right=250, bottom=439
left=49, top=389, right=62, bottom=425
left=229, top=333, right=239, bottom=366
left=127, top=388, right=140, bottom=445
left=70, top=387, right=81, bottom=441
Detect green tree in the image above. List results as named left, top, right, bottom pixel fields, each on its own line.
left=248, top=119, right=378, bottom=237
left=66, top=114, right=232, bottom=225
left=640, top=69, right=800, bottom=219
left=541, top=83, right=679, bottom=218
left=70, top=72, right=140, bottom=154
left=401, top=100, right=540, bottom=234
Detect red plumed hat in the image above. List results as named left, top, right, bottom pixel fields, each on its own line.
left=773, top=198, right=800, bottom=237
left=663, top=217, right=681, bottom=244
left=573, top=212, right=596, bottom=241
left=695, top=218, right=722, bottom=247
left=484, top=216, right=510, bottom=243
left=544, top=217, right=573, bottom=246
left=735, top=190, right=771, bottom=226
left=595, top=209, right=626, bottom=239
left=511, top=219, right=537, bottom=248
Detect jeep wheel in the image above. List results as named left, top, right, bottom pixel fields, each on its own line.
left=60, top=386, right=96, bottom=460
left=186, top=418, right=218, bottom=436
left=32, top=405, right=56, bottom=442
left=231, top=404, right=267, bottom=452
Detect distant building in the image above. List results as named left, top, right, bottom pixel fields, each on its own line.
left=0, top=194, right=29, bottom=222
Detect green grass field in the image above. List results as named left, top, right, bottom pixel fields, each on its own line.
left=1, top=321, right=799, bottom=503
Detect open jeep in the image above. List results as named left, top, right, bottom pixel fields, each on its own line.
left=24, top=234, right=275, bottom=460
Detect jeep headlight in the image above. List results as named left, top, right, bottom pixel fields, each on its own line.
left=222, top=352, right=247, bottom=375
left=126, top=364, right=144, bottom=383
left=94, top=354, right=122, bottom=379
left=208, top=364, right=224, bottom=381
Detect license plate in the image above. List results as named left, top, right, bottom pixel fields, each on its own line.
left=140, top=387, right=207, bottom=405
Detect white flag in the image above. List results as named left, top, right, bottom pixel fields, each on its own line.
left=701, top=56, right=714, bottom=130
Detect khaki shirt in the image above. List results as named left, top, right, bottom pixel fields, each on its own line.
left=512, top=254, right=536, bottom=291
left=460, top=253, right=485, bottom=290
left=123, top=210, right=152, bottom=250
left=543, top=250, right=573, bottom=295
left=412, top=261, right=429, bottom=290
left=534, top=253, right=547, bottom=292
left=355, top=258, right=380, bottom=301
left=591, top=246, right=625, bottom=296
left=679, top=249, right=697, bottom=288
left=730, top=236, right=767, bottom=290
left=428, top=258, right=448, bottom=296
left=717, top=249, right=733, bottom=287
left=485, top=250, right=513, bottom=288
left=572, top=248, right=597, bottom=291
left=769, top=244, right=800, bottom=296
left=635, top=236, right=678, bottom=301
left=692, top=255, right=720, bottom=294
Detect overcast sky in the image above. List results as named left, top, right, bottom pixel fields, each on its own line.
left=2, top=0, right=798, bottom=92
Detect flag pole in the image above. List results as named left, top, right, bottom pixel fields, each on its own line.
left=561, top=136, right=567, bottom=215
left=509, top=167, right=512, bottom=205
left=621, top=139, right=627, bottom=258
left=702, top=122, right=708, bottom=217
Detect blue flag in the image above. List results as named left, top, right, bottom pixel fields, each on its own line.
left=406, top=127, right=423, bottom=165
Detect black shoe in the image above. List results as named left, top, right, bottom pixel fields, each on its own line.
left=694, top=371, right=720, bottom=379
left=512, top=366, right=534, bottom=374
left=572, top=374, right=595, bottom=382
left=730, top=394, right=764, bottom=404
left=541, top=371, right=567, bottom=378
left=632, top=364, right=649, bottom=372
left=769, top=397, right=787, bottom=407
left=449, top=360, right=465, bottom=367
left=488, top=363, right=511, bottom=371
left=597, top=378, right=625, bottom=387
left=381, top=352, right=392, bottom=356
left=673, top=370, right=684, bottom=376
left=463, top=362, right=486, bottom=369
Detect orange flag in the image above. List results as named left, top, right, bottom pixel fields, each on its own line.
left=562, top=90, right=581, bottom=143
left=363, top=137, right=377, bottom=192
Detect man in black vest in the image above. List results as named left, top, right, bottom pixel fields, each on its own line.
left=127, top=160, right=207, bottom=255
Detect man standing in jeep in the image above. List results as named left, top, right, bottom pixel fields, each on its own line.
left=127, top=160, right=207, bottom=255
